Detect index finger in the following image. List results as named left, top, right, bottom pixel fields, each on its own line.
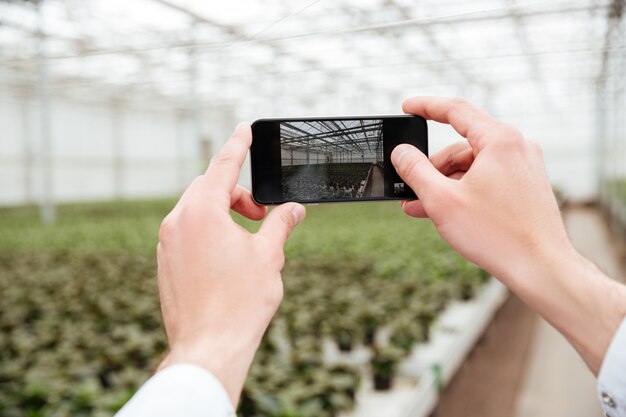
left=204, top=122, right=252, bottom=200
left=402, top=97, right=496, bottom=152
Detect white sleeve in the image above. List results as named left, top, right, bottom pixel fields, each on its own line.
left=115, top=364, right=236, bottom=417
left=598, top=316, right=626, bottom=417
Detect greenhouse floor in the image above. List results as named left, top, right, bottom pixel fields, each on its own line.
left=431, top=206, right=622, bottom=417
left=513, top=206, right=624, bottom=417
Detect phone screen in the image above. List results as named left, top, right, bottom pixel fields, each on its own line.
left=251, top=115, right=428, bottom=204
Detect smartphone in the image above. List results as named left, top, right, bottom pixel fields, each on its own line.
left=250, top=115, right=428, bottom=204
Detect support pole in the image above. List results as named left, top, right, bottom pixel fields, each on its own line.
left=111, top=100, right=124, bottom=199
left=20, top=91, right=34, bottom=204
left=612, top=17, right=625, bottom=218
left=595, top=79, right=607, bottom=204
left=175, top=109, right=187, bottom=192
left=188, top=22, right=203, bottom=173
left=37, top=1, right=55, bottom=224
left=618, top=19, right=625, bottom=187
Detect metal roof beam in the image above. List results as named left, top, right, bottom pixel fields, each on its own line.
left=384, top=0, right=493, bottom=92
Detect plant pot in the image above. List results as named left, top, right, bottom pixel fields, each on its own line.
left=337, top=338, right=353, bottom=352
left=369, top=345, right=402, bottom=392
left=373, top=374, right=392, bottom=391
left=363, top=328, right=376, bottom=346
left=335, top=329, right=354, bottom=352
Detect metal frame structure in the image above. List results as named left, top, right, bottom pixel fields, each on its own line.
left=0, top=0, right=619, bottom=106
left=280, top=120, right=382, bottom=157
left=0, top=0, right=624, bottom=222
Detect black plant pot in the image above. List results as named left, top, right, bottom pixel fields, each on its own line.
left=461, top=283, right=474, bottom=300
left=373, top=374, right=392, bottom=391
left=363, top=328, right=376, bottom=346
left=337, top=338, right=353, bottom=352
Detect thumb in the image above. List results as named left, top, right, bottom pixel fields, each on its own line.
left=257, top=203, right=306, bottom=248
left=391, top=144, right=449, bottom=199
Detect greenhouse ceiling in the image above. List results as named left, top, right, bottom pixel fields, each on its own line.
left=280, top=120, right=383, bottom=154
left=0, top=0, right=623, bottom=117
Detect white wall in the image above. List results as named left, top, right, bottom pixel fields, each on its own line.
left=281, top=148, right=380, bottom=166
left=0, top=90, right=238, bottom=206
left=0, top=78, right=612, bottom=205
left=281, top=148, right=326, bottom=165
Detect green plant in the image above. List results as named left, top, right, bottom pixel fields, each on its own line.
left=331, top=318, right=359, bottom=353
left=389, top=316, right=422, bottom=354
left=0, top=199, right=488, bottom=417
left=370, top=346, right=404, bottom=391
left=290, top=338, right=323, bottom=377
left=356, top=305, right=383, bottom=346
left=328, top=365, right=361, bottom=402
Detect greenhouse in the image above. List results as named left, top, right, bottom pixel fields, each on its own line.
left=280, top=120, right=385, bottom=199
left=0, top=0, right=625, bottom=417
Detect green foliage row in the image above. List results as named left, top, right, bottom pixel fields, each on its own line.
left=0, top=199, right=487, bottom=417
left=0, top=200, right=174, bottom=254
left=0, top=253, right=161, bottom=417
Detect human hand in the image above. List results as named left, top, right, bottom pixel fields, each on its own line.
left=156, top=123, right=305, bottom=405
left=391, top=97, right=626, bottom=373
left=391, top=97, right=572, bottom=285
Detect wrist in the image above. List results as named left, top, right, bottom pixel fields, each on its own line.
left=158, top=332, right=260, bottom=406
left=505, top=242, right=626, bottom=374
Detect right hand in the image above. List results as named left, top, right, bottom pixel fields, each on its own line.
left=391, top=97, right=626, bottom=375
left=391, top=97, right=574, bottom=288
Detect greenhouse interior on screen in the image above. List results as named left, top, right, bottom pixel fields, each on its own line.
left=0, top=0, right=624, bottom=416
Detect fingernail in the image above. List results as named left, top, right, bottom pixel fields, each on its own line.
left=291, top=204, right=305, bottom=225
left=235, top=121, right=249, bottom=131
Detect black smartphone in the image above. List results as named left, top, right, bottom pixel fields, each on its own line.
left=250, top=115, right=428, bottom=204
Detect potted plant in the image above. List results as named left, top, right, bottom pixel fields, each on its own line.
left=331, top=318, right=359, bottom=352
left=356, top=305, right=382, bottom=346
left=401, top=278, right=419, bottom=296
left=328, top=364, right=361, bottom=404
left=410, top=303, right=436, bottom=342
left=286, top=309, right=313, bottom=344
left=423, top=280, right=454, bottom=313
left=310, top=370, right=353, bottom=415
left=290, top=337, right=322, bottom=377
left=389, top=318, right=419, bottom=354
left=328, top=364, right=361, bottom=402
left=370, top=345, right=403, bottom=391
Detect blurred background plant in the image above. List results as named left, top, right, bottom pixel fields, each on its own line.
left=0, top=200, right=488, bottom=417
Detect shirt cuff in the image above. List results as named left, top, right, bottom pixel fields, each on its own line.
left=115, top=364, right=235, bottom=417
left=598, top=315, right=626, bottom=417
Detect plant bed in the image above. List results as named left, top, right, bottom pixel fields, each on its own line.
left=341, top=278, right=508, bottom=417
left=0, top=200, right=489, bottom=417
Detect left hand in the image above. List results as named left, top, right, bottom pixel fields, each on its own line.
left=156, top=123, right=306, bottom=406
